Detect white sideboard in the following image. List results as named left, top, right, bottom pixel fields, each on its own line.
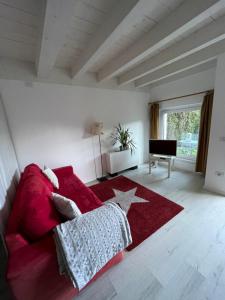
left=106, top=150, right=138, bottom=175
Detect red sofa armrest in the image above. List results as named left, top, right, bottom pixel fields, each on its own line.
left=5, top=234, right=29, bottom=255
left=6, top=234, right=56, bottom=279
left=6, top=234, right=76, bottom=300
left=6, top=233, right=124, bottom=300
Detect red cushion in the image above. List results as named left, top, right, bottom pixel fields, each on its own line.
left=53, top=166, right=73, bottom=178
left=54, top=167, right=103, bottom=213
left=5, top=234, right=29, bottom=255
left=6, top=233, right=124, bottom=300
left=7, top=164, right=61, bottom=241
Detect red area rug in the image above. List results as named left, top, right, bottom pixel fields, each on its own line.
left=90, top=176, right=184, bottom=251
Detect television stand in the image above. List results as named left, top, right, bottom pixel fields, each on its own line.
left=149, top=154, right=173, bottom=178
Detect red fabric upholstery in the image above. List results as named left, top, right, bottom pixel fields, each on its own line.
left=7, top=233, right=123, bottom=300
left=5, top=234, right=29, bottom=255
left=5, top=164, right=123, bottom=300
left=53, top=166, right=103, bottom=213
left=6, top=164, right=61, bottom=241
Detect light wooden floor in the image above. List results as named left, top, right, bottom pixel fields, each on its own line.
left=78, top=164, right=225, bottom=300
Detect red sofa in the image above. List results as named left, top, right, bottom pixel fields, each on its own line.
left=5, top=164, right=123, bottom=300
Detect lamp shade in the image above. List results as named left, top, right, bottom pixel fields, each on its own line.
left=92, top=122, right=104, bottom=135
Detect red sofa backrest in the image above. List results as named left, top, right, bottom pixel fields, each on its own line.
left=53, top=166, right=103, bottom=213
left=6, top=164, right=103, bottom=242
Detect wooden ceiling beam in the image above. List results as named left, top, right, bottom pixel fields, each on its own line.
left=135, top=39, right=225, bottom=87
left=118, top=14, right=225, bottom=85
left=71, top=0, right=140, bottom=79
left=97, top=0, right=225, bottom=81
left=148, top=60, right=216, bottom=89
left=36, top=0, right=75, bottom=78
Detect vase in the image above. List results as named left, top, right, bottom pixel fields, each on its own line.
left=120, top=145, right=129, bottom=151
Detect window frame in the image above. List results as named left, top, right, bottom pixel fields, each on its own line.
left=160, top=105, right=201, bottom=162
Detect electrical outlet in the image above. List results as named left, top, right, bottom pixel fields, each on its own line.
left=215, top=171, right=225, bottom=177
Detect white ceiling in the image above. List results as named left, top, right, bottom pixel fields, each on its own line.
left=87, top=0, right=184, bottom=72
left=55, top=0, right=118, bottom=68
left=0, top=0, right=225, bottom=89
left=0, top=0, right=41, bottom=62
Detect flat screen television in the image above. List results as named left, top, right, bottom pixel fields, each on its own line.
left=149, top=139, right=177, bottom=156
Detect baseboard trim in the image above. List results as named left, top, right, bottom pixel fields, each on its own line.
left=203, top=184, right=225, bottom=196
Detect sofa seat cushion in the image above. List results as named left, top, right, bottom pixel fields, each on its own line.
left=53, top=166, right=103, bottom=213
left=7, top=164, right=61, bottom=241
left=6, top=232, right=124, bottom=300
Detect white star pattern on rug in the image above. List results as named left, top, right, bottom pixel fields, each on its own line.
left=106, top=187, right=148, bottom=215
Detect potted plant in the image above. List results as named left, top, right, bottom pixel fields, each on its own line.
left=111, top=123, right=136, bottom=154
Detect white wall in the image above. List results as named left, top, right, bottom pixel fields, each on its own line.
left=0, top=96, right=19, bottom=232
left=149, top=67, right=216, bottom=172
left=0, top=80, right=149, bottom=183
left=205, top=53, right=225, bottom=195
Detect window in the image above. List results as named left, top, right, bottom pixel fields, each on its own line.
left=163, top=108, right=201, bottom=161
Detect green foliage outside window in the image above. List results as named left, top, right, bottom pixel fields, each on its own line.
left=167, top=110, right=200, bottom=140
left=166, top=110, right=200, bottom=160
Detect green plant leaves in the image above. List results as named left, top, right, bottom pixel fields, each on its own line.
left=111, top=123, right=136, bottom=154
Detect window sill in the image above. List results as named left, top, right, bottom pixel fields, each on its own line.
left=175, top=157, right=196, bottom=164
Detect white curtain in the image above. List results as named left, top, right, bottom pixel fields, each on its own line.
left=0, top=96, right=19, bottom=232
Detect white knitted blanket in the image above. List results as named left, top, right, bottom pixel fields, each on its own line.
left=54, top=202, right=132, bottom=290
